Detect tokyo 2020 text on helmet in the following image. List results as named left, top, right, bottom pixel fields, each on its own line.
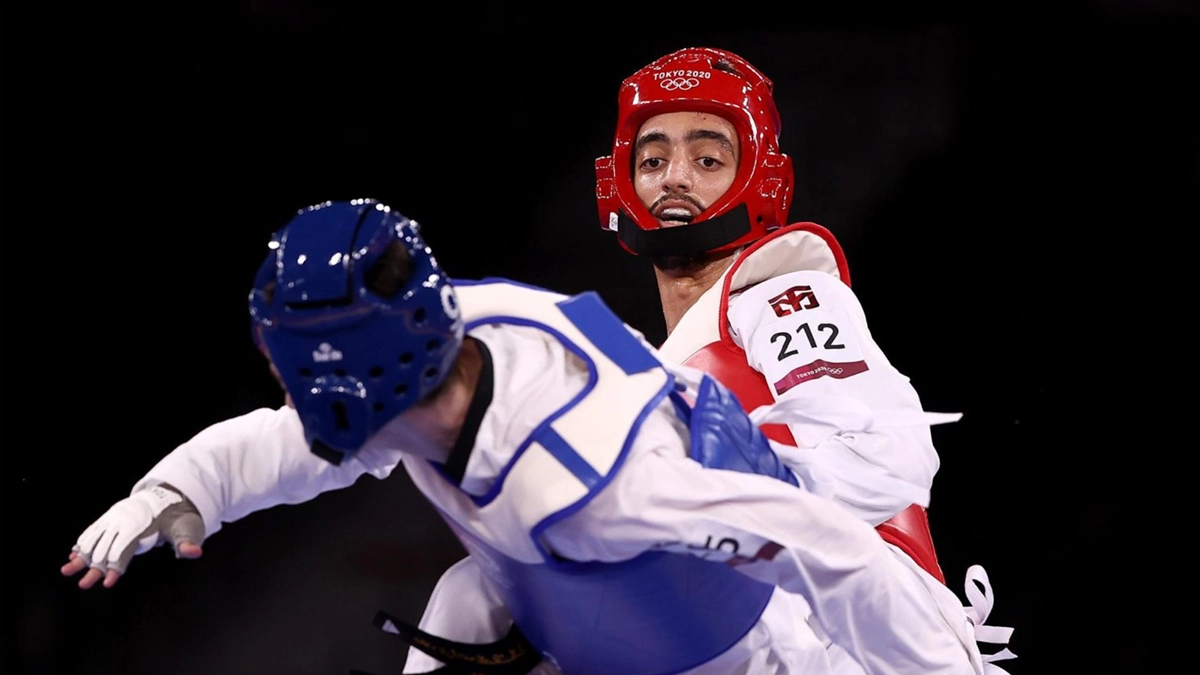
left=595, top=47, right=794, bottom=258
left=249, top=199, right=464, bottom=465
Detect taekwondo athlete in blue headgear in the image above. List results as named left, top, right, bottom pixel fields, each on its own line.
left=64, top=198, right=999, bottom=675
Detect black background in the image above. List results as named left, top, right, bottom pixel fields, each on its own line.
left=4, top=2, right=1196, bottom=674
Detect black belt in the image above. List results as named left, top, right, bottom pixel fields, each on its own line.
left=350, top=609, right=544, bottom=675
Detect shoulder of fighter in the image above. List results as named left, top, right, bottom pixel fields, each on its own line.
left=732, top=267, right=857, bottom=307
left=726, top=221, right=850, bottom=292
left=457, top=278, right=654, bottom=348
left=725, top=265, right=873, bottom=377
left=455, top=277, right=573, bottom=321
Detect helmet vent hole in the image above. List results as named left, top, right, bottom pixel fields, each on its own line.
left=394, top=384, right=409, bottom=396
left=331, top=401, right=350, bottom=431
left=299, top=367, right=313, bottom=378
left=399, top=353, right=414, bottom=365
left=335, top=369, right=347, bottom=377
left=373, top=402, right=385, bottom=412
left=413, top=308, right=427, bottom=325
left=369, top=366, right=385, bottom=378
left=364, top=240, right=414, bottom=299
left=426, top=339, right=440, bottom=352
left=422, top=366, right=439, bottom=384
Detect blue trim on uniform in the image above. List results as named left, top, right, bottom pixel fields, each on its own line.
left=461, top=308, right=676, bottom=567
left=457, top=288, right=676, bottom=567
left=532, top=379, right=675, bottom=571
left=436, top=282, right=778, bottom=673
left=557, top=292, right=660, bottom=375
left=463, top=316, right=600, bottom=510
left=669, top=387, right=692, bottom=422
left=539, top=428, right=602, bottom=490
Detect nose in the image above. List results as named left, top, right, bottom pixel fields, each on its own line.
left=661, top=155, right=693, bottom=194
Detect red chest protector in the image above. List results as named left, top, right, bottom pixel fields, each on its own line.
left=680, top=223, right=946, bottom=585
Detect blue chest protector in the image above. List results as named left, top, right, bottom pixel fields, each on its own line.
left=442, top=280, right=800, bottom=675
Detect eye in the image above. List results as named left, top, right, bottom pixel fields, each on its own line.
left=639, top=157, right=665, bottom=170
left=697, top=156, right=724, bottom=169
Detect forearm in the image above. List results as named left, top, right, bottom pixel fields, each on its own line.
left=581, top=454, right=974, bottom=674
left=731, top=531, right=974, bottom=675
left=132, top=406, right=400, bottom=536
left=693, top=476, right=974, bottom=673
left=770, top=424, right=938, bottom=525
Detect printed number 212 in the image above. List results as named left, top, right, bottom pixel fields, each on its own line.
left=771, top=322, right=845, bottom=361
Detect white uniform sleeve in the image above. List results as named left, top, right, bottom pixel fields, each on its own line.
left=130, top=405, right=403, bottom=538
left=551, top=450, right=983, bottom=675
left=727, top=270, right=943, bottom=525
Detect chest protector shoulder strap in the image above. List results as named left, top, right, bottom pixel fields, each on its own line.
left=427, top=279, right=775, bottom=675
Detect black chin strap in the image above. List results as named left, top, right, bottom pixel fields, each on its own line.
left=616, top=203, right=752, bottom=257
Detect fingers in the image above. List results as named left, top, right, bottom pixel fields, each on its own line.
left=64, top=529, right=203, bottom=592
left=91, top=527, right=121, bottom=569
left=68, top=493, right=173, bottom=589
left=102, top=568, right=123, bottom=589
left=61, top=552, right=89, bottom=577
left=88, top=526, right=148, bottom=576
left=62, top=547, right=116, bottom=589
left=175, top=541, right=203, bottom=559
left=113, top=539, right=141, bottom=576
left=74, top=521, right=106, bottom=561
left=163, top=512, right=206, bottom=558
left=77, top=567, right=107, bottom=590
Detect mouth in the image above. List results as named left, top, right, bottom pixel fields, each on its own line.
left=654, top=204, right=700, bottom=228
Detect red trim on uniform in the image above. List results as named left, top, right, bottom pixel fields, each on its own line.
left=690, top=223, right=947, bottom=585
left=716, top=222, right=852, bottom=345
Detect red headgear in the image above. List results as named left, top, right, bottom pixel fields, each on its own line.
left=595, top=47, right=794, bottom=258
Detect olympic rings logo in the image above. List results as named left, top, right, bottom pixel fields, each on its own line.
left=660, top=78, right=700, bottom=91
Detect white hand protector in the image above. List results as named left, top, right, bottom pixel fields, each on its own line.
left=73, top=484, right=205, bottom=574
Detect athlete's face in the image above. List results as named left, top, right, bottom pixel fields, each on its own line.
left=633, top=111, right=740, bottom=228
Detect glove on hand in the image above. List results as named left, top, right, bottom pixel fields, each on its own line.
left=73, top=483, right=205, bottom=574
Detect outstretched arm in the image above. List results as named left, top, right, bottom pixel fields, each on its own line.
left=62, top=405, right=403, bottom=589
left=131, top=405, right=401, bottom=537
left=554, top=451, right=985, bottom=675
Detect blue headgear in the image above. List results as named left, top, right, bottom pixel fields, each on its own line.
left=249, top=199, right=464, bottom=465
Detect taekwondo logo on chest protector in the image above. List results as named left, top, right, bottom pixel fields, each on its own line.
left=760, top=285, right=869, bottom=395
